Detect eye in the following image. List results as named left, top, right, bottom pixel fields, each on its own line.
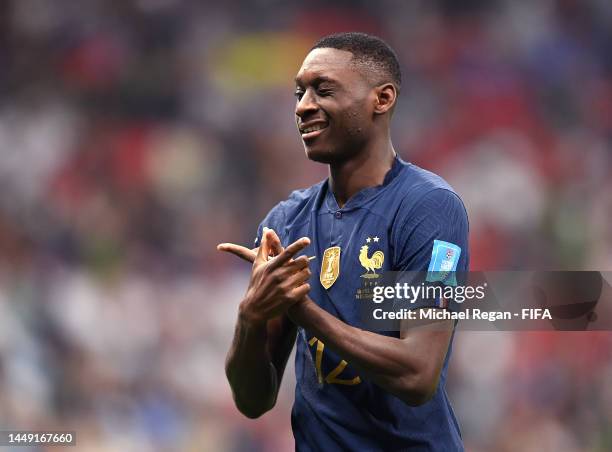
left=317, top=88, right=333, bottom=97
left=294, top=89, right=304, bottom=100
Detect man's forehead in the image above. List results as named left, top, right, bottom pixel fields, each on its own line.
left=295, top=48, right=354, bottom=83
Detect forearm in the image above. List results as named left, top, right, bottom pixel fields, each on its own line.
left=222, top=233, right=310, bottom=418
left=288, top=298, right=441, bottom=405
left=225, top=311, right=278, bottom=418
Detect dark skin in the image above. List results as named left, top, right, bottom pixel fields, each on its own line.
left=219, top=48, right=454, bottom=418
left=221, top=229, right=310, bottom=418
left=294, top=48, right=397, bottom=206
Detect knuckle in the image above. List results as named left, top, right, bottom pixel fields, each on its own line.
left=280, top=280, right=292, bottom=291
left=294, top=285, right=305, bottom=295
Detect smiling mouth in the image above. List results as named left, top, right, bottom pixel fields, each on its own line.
left=300, top=123, right=328, bottom=140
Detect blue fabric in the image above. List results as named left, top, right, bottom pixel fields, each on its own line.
left=255, top=156, right=469, bottom=451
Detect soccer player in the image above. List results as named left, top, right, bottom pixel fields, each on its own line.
left=218, top=32, right=469, bottom=451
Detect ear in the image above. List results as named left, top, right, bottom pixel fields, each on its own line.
left=373, top=83, right=397, bottom=115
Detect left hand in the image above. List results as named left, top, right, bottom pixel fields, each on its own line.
left=217, top=227, right=284, bottom=263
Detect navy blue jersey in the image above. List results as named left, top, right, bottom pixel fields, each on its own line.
left=255, top=156, right=469, bottom=451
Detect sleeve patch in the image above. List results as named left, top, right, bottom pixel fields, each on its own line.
left=426, top=240, right=461, bottom=286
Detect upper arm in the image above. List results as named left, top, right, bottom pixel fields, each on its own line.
left=392, top=189, right=467, bottom=402
left=398, top=317, right=454, bottom=403
left=393, top=189, right=469, bottom=311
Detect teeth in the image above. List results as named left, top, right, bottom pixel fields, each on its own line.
left=302, top=124, right=326, bottom=134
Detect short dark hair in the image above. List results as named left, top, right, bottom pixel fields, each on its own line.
left=311, top=32, right=402, bottom=92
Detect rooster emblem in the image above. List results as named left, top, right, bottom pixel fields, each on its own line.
left=359, top=238, right=384, bottom=278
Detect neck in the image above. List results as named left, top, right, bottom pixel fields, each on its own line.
left=329, top=135, right=396, bottom=208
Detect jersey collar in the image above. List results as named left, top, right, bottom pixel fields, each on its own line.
left=322, top=155, right=405, bottom=212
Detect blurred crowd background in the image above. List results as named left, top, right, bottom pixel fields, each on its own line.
left=0, top=0, right=611, bottom=450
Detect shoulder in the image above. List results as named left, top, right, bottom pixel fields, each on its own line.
left=397, top=162, right=455, bottom=198
left=409, top=187, right=467, bottom=220
left=284, top=181, right=325, bottom=210
left=390, top=164, right=470, bottom=270
left=392, top=162, right=467, bottom=221
left=389, top=163, right=469, bottom=248
left=266, top=181, right=324, bottom=221
left=256, top=181, right=325, bottom=241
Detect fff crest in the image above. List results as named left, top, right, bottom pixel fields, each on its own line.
left=359, top=236, right=384, bottom=278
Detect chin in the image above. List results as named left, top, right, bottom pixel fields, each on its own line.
left=304, top=146, right=336, bottom=164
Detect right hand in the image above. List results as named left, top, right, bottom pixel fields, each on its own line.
left=238, top=229, right=312, bottom=326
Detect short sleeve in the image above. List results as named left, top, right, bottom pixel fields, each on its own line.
left=393, top=189, right=469, bottom=310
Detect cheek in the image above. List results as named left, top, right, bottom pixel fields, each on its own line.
left=343, top=107, right=369, bottom=137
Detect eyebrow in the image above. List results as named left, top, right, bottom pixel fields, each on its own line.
left=294, top=75, right=339, bottom=86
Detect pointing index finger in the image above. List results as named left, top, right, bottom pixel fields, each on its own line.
left=217, top=243, right=258, bottom=263
left=268, top=237, right=310, bottom=269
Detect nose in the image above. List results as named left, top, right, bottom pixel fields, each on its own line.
left=295, top=89, right=319, bottom=119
